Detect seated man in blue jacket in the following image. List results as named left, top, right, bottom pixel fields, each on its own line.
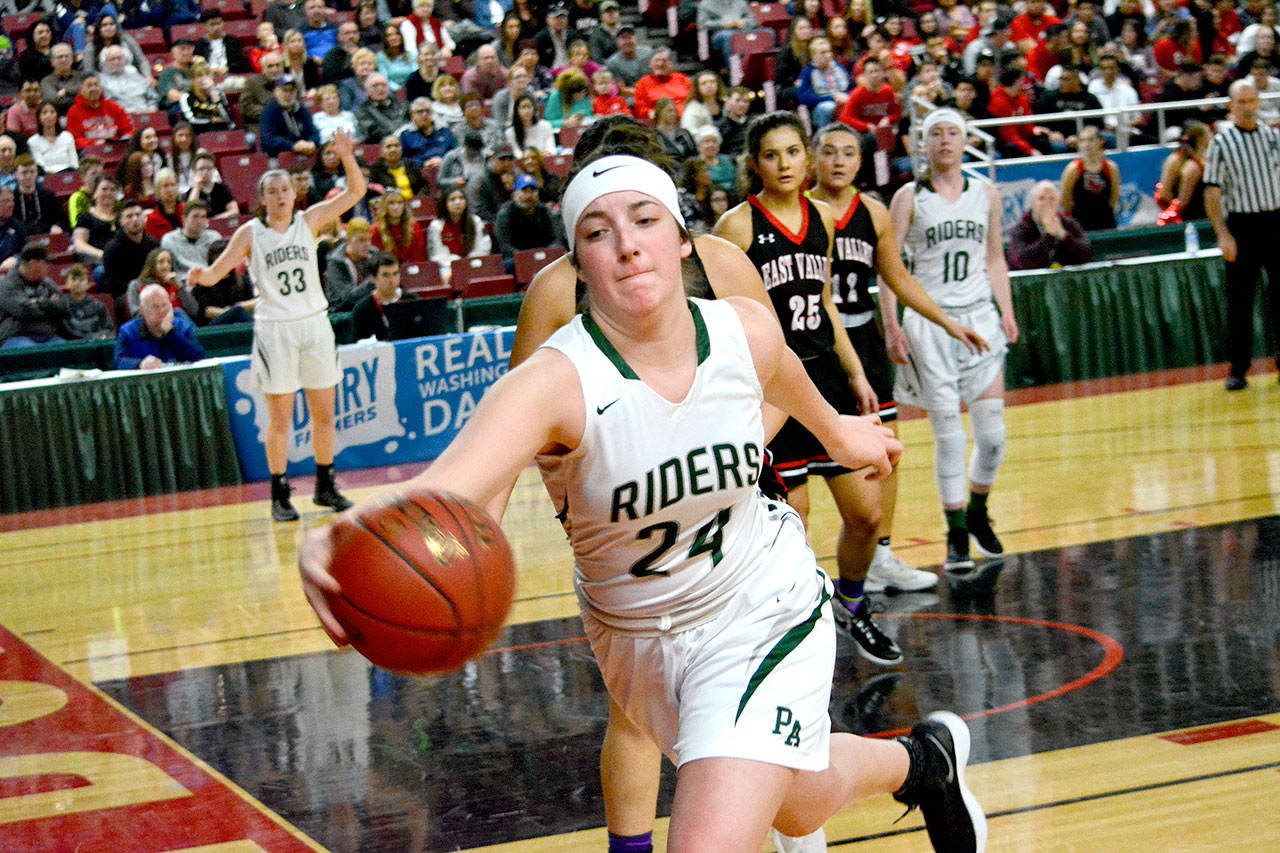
left=259, top=75, right=319, bottom=158
left=114, top=283, right=205, bottom=369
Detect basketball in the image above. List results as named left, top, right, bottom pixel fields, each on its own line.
left=325, top=489, right=517, bottom=674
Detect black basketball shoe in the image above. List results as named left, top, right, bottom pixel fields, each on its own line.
left=271, top=479, right=300, bottom=522
left=944, top=528, right=975, bottom=575
left=833, top=592, right=903, bottom=665
left=965, top=504, right=1003, bottom=559
left=314, top=471, right=354, bottom=512
left=894, top=711, right=987, bottom=852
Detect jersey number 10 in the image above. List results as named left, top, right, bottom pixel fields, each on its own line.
left=941, top=250, right=970, bottom=284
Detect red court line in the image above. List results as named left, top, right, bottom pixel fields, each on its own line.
left=1159, top=719, right=1280, bottom=745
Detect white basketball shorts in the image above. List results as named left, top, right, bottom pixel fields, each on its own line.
left=250, top=311, right=342, bottom=395
left=893, top=300, right=1008, bottom=411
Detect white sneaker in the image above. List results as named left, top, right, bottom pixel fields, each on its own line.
left=865, top=548, right=939, bottom=593
left=770, top=826, right=827, bottom=852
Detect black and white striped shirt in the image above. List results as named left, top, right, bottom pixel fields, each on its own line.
left=1204, top=122, right=1280, bottom=214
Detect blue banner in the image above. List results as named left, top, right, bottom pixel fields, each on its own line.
left=222, top=329, right=515, bottom=481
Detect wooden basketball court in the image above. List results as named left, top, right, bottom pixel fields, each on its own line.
left=2, top=364, right=1278, bottom=851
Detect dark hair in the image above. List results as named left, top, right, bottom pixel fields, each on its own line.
left=207, top=240, right=227, bottom=263
left=998, top=64, right=1024, bottom=87
left=743, top=111, right=809, bottom=195
left=20, top=244, right=48, bottom=263
left=372, top=250, right=400, bottom=272
left=438, top=184, right=478, bottom=256
left=568, top=116, right=678, bottom=180
left=512, top=93, right=539, bottom=150
left=184, top=200, right=210, bottom=217
left=118, top=198, right=145, bottom=214
left=811, top=121, right=860, bottom=152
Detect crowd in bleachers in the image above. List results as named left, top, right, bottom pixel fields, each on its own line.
left=0, top=0, right=1266, bottom=359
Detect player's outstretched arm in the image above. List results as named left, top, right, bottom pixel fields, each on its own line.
left=730, top=297, right=901, bottom=478
left=187, top=221, right=253, bottom=288
left=303, top=129, right=369, bottom=235
left=298, top=348, right=584, bottom=639
left=866, top=196, right=988, bottom=354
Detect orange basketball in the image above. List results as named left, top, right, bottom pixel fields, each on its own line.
left=326, top=489, right=516, bottom=674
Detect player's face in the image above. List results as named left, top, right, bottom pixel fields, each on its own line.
left=816, top=130, right=860, bottom=190
left=753, top=126, right=808, bottom=195
left=261, top=175, right=296, bottom=218
left=926, top=122, right=965, bottom=167
left=574, top=191, right=690, bottom=320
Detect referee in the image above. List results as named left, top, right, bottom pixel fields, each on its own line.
left=1205, top=79, right=1280, bottom=390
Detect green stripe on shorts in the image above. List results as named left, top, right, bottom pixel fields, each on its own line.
left=734, top=573, right=832, bottom=724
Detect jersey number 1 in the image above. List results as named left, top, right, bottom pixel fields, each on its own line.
left=277, top=268, right=307, bottom=296
left=630, top=507, right=732, bottom=577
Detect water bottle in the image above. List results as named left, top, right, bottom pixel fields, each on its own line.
left=1184, top=222, right=1200, bottom=256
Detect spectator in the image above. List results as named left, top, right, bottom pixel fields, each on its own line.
left=372, top=192, right=428, bottom=264
left=1156, top=62, right=1214, bottom=137
left=467, top=142, right=520, bottom=224
left=0, top=245, right=67, bottom=348
left=988, top=65, right=1066, bottom=157
left=148, top=168, right=186, bottom=239
left=161, top=202, right=221, bottom=283
left=604, top=24, right=653, bottom=100
left=1154, top=19, right=1202, bottom=77
left=13, top=156, right=64, bottom=236
left=587, top=0, right=624, bottom=62
left=6, top=81, right=45, bottom=142
left=507, top=93, right=556, bottom=156
left=266, top=0, right=307, bottom=38
left=98, top=45, right=159, bottom=114
left=692, top=125, right=737, bottom=193
left=401, top=0, right=456, bottom=57
left=67, top=158, right=105, bottom=229
left=0, top=187, right=25, bottom=267
left=1088, top=53, right=1144, bottom=145
left=158, top=39, right=199, bottom=112
left=493, top=174, right=561, bottom=260
left=66, top=77, right=135, bottom=150
left=28, top=103, right=79, bottom=175
left=591, top=68, right=629, bottom=117
left=519, top=148, right=562, bottom=204
left=551, top=37, right=602, bottom=84
left=324, top=217, right=378, bottom=311
left=426, top=184, right=490, bottom=281
left=83, top=14, right=151, bottom=76
left=462, top=44, right=510, bottom=100
left=165, top=123, right=199, bottom=194
left=632, top=49, right=692, bottom=120
left=125, top=248, right=198, bottom=318
left=404, top=42, right=444, bottom=103
left=837, top=56, right=900, bottom=134
left=1061, top=127, right=1121, bottom=231
left=357, top=74, right=410, bottom=143
left=1157, top=121, right=1212, bottom=221
left=1037, top=66, right=1105, bottom=147
left=352, top=252, right=420, bottom=340
left=196, top=9, right=253, bottom=75
left=774, top=18, right=813, bottom=96
left=113, top=283, right=205, bottom=369
left=301, top=0, right=338, bottom=58
left=491, top=64, right=533, bottom=127
left=535, top=3, right=578, bottom=70
left=797, top=38, right=851, bottom=129
left=544, top=68, right=594, bottom=130
left=451, top=92, right=506, bottom=151
left=678, top=158, right=716, bottom=231
left=241, top=52, right=285, bottom=127
left=193, top=239, right=255, bottom=326
left=699, top=0, right=768, bottom=66
left=323, top=20, right=362, bottom=83
left=1011, top=0, right=1062, bottom=53
left=680, top=71, right=723, bottom=135
left=310, top=85, right=355, bottom=145
left=1245, top=57, right=1280, bottom=126
left=439, top=129, right=490, bottom=187
left=104, top=199, right=161, bottom=306
left=355, top=0, right=383, bottom=47
left=0, top=137, right=16, bottom=191
left=717, top=86, right=753, bottom=157
left=1026, top=24, right=1069, bottom=83
left=341, top=48, right=379, bottom=111
left=371, top=135, right=430, bottom=198
left=379, top=24, right=418, bottom=90
left=178, top=61, right=234, bottom=132
left=41, top=43, right=85, bottom=115
left=188, top=152, right=239, bottom=218
left=400, top=97, right=454, bottom=169
left=61, top=264, right=115, bottom=340
left=652, top=97, right=696, bottom=161
left=280, top=29, right=323, bottom=93
left=1235, top=25, right=1279, bottom=76
left=72, top=174, right=120, bottom=264
left=1008, top=180, right=1096, bottom=269
left=260, top=75, right=320, bottom=157
left=493, top=11, right=526, bottom=66
left=18, top=21, right=55, bottom=83
left=963, top=13, right=1015, bottom=75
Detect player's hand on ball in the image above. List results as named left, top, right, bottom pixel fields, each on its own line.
left=299, top=525, right=350, bottom=646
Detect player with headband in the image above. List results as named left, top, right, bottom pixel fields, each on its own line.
left=886, top=108, right=1019, bottom=573
left=300, top=154, right=988, bottom=852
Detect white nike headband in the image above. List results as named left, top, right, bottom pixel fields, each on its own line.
left=922, top=107, right=967, bottom=137
left=560, top=154, right=685, bottom=253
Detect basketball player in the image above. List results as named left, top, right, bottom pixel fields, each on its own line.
left=885, top=109, right=1019, bottom=572
left=300, top=154, right=987, bottom=853
left=808, top=123, right=989, bottom=592
left=189, top=130, right=368, bottom=522
left=714, top=112, right=902, bottom=667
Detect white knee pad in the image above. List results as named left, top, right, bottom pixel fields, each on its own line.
left=928, top=410, right=968, bottom=506
left=968, top=397, right=1007, bottom=487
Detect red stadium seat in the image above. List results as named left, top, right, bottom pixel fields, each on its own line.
left=81, top=139, right=131, bottom=167
left=513, top=247, right=566, bottom=288
left=224, top=18, right=259, bottom=47
left=2, top=12, right=44, bottom=37
left=218, top=153, right=270, bottom=207
left=129, top=27, right=167, bottom=54
left=401, top=262, right=448, bottom=299
left=442, top=55, right=465, bottom=78
left=544, top=153, right=572, bottom=177
left=209, top=213, right=247, bottom=237
left=170, top=23, right=203, bottom=43
left=277, top=151, right=316, bottom=172
left=407, top=195, right=436, bottom=221
left=557, top=124, right=583, bottom=151
left=44, top=171, right=82, bottom=200
left=728, top=30, right=777, bottom=89
left=360, top=144, right=381, bottom=165
left=198, top=129, right=251, bottom=156
left=750, top=3, right=791, bottom=41
left=133, top=112, right=172, bottom=138
left=46, top=232, right=74, bottom=262
left=210, top=0, right=250, bottom=21
left=452, top=254, right=515, bottom=298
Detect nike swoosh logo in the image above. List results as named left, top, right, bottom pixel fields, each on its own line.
left=596, top=399, right=620, bottom=415
left=592, top=165, right=625, bottom=177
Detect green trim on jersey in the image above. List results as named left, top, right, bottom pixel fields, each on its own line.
left=582, top=301, right=711, bottom=380
left=734, top=573, right=832, bottom=724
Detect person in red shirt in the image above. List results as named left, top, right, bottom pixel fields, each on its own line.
left=65, top=77, right=135, bottom=150
left=988, top=65, right=1066, bottom=157
left=631, top=48, right=692, bottom=120
left=1154, top=20, right=1203, bottom=77
left=590, top=68, right=630, bottom=116
left=1010, top=0, right=1062, bottom=52
left=838, top=57, right=901, bottom=132
left=1026, top=24, right=1069, bottom=82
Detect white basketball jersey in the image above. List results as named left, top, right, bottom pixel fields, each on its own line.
left=247, top=212, right=329, bottom=321
left=536, top=298, right=775, bottom=634
left=904, top=177, right=993, bottom=310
